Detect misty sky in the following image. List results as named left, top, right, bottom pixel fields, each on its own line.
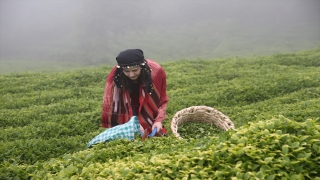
left=0, top=0, right=319, bottom=71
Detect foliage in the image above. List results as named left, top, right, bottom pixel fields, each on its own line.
left=0, top=48, right=319, bottom=179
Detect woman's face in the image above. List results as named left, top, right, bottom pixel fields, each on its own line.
left=123, top=66, right=141, bottom=80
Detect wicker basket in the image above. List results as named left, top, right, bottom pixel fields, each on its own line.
left=170, top=106, right=235, bottom=139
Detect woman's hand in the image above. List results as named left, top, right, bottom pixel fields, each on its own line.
left=152, top=122, right=162, bottom=132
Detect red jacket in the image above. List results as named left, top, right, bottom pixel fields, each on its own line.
left=101, top=59, right=169, bottom=133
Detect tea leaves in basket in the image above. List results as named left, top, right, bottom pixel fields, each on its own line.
left=178, top=122, right=223, bottom=139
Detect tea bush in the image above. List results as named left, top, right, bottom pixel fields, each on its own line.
left=0, top=48, right=319, bottom=179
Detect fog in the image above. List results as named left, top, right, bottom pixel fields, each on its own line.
left=0, top=0, right=319, bottom=72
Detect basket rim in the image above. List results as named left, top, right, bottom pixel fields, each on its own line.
left=170, top=106, right=235, bottom=139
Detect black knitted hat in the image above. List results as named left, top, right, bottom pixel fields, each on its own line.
left=116, top=49, right=144, bottom=67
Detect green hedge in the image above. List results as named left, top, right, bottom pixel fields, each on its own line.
left=0, top=48, right=319, bottom=179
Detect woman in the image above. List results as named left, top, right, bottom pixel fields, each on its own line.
left=101, top=49, right=169, bottom=136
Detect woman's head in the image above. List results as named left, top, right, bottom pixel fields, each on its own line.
left=113, top=49, right=153, bottom=93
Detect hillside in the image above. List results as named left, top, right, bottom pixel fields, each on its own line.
left=2, top=1, right=320, bottom=74
left=0, top=48, right=319, bottom=179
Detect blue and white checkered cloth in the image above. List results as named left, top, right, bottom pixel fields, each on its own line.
left=87, top=116, right=140, bottom=147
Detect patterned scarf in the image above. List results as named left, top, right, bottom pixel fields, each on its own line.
left=101, top=60, right=169, bottom=134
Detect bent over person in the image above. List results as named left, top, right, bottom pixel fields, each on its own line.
left=101, top=49, right=169, bottom=135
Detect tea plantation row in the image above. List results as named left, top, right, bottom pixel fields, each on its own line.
left=0, top=48, right=319, bottom=179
